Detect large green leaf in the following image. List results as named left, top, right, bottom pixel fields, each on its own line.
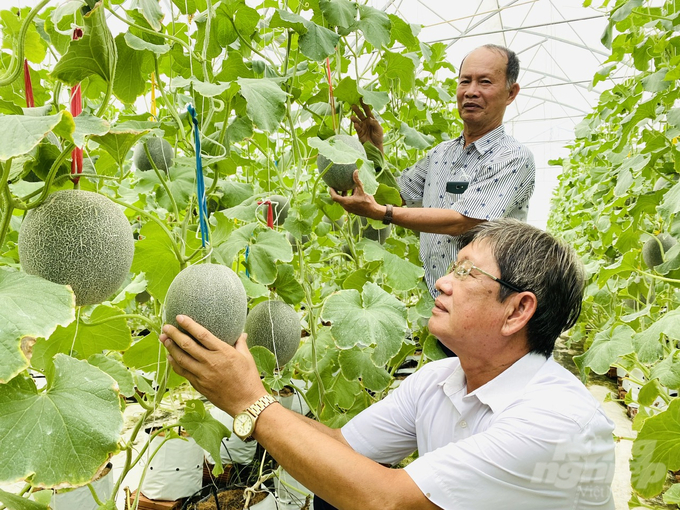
left=573, top=325, right=635, bottom=376
left=0, top=112, right=75, bottom=161
left=131, top=0, right=164, bottom=32
left=321, top=282, right=407, bottom=365
left=113, top=33, right=151, bottom=104
left=213, top=222, right=257, bottom=267
left=0, top=355, right=122, bottom=487
left=0, top=488, right=48, bottom=510
left=399, top=122, right=435, bottom=150
left=269, top=9, right=307, bottom=33
left=246, top=229, right=294, bottom=285
left=51, top=3, right=116, bottom=86
left=320, top=0, right=357, bottom=29
left=73, top=112, right=110, bottom=149
left=88, top=354, right=135, bottom=398
left=359, top=240, right=424, bottom=291
left=379, top=50, right=416, bottom=93
left=179, top=400, right=231, bottom=476
left=633, top=310, right=680, bottom=364
left=650, top=351, right=680, bottom=390
left=358, top=5, right=391, bottom=49
left=31, top=306, right=132, bottom=371
left=631, top=398, right=680, bottom=498
left=338, top=347, right=391, bottom=392
left=91, top=128, right=150, bottom=166
left=124, top=32, right=170, bottom=55
left=299, top=20, right=340, bottom=61
left=272, top=264, right=305, bottom=305
left=237, top=78, right=289, bottom=132
left=122, top=332, right=185, bottom=388
left=0, top=271, right=75, bottom=384
left=131, top=222, right=181, bottom=303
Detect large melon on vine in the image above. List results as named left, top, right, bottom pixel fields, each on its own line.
left=18, top=190, right=135, bottom=306
left=316, top=134, right=366, bottom=192
left=245, top=300, right=300, bottom=366
left=164, top=264, right=247, bottom=346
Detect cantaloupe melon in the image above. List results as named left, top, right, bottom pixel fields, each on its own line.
left=642, top=234, right=677, bottom=269
left=316, top=135, right=366, bottom=192
left=353, top=217, right=391, bottom=244
left=133, top=137, right=174, bottom=172
left=261, top=195, right=289, bottom=226
left=18, top=190, right=134, bottom=306
left=245, top=300, right=300, bottom=366
left=164, top=264, right=247, bottom=345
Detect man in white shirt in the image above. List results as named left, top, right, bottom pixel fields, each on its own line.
left=160, top=219, right=616, bottom=510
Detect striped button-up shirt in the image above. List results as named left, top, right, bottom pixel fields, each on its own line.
left=398, top=125, right=535, bottom=297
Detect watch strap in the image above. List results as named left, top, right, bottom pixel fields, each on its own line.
left=242, top=394, right=278, bottom=441
left=382, top=204, right=394, bottom=225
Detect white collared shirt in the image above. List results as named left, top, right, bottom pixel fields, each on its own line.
left=341, top=353, right=615, bottom=509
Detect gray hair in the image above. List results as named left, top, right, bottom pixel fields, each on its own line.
left=460, top=44, right=520, bottom=89
left=457, top=219, right=584, bottom=358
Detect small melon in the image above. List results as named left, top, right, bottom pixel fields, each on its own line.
left=18, top=190, right=134, bottom=306
left=164, top=264, right=247, bottom=345
left=352, top=217, right=391, bottom=244
left=316, top=134, right=366, bottom=192
left=245, top=300, right=300, bottom=366
left=133, top=137, right=174, bottom=172
left=261, top=194, right=290, bottom=226
left=642, top=234, right=677, bottom=269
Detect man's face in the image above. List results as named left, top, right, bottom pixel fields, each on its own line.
left=429, top=240, right=508, bottom=353
left=456, top=48, right=519, bottom=135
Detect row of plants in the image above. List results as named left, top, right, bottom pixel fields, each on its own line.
left=549, top=0, right=680, bottom=507
left=0, top=0, right=462, bottom=508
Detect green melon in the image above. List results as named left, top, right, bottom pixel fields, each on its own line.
left=133, top=137, right=174, bottom=172
left=261, top=194, right=290, bottom=226
left=18, top=190, right=135, bottom=306
left=642, top=234, right=677, bottom=269
left=352, top=217, right=391, bottom=244
left=164, top=264, right=247, bottom=345
left=316, top=134, right=366, bottom=192
left=245, top=300, right=300, bottom=366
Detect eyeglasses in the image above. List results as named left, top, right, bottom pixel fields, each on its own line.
left=447, top=259, right=524, bottom=293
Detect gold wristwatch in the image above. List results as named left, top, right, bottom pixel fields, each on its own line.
left=233, top=394, right=278, bottom=442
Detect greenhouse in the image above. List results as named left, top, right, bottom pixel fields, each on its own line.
left=0, top=0, right=678, bottom=509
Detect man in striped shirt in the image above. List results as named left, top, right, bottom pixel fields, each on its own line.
left=332, top=44, right=536, bottom=299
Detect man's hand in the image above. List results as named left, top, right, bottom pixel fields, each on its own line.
left=159, top=315, right=267, bottom=416
left=351, top=100, right=384, bottom=153
left=330, top=170, right=384, bottom=220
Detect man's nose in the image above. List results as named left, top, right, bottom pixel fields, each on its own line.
left=465, top=83, right=479, bottom=97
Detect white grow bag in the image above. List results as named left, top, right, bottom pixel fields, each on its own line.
left=140, top=435, right=204, bottom=501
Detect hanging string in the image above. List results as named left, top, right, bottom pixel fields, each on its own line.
left=70, top=28, right=84, bottom=185
left=187, top=104, right=210, bottom=248
left=23, top=59, right=34, bottom=108
left=325, top=57, right=337, bottom=133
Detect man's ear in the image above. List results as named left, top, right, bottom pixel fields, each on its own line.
left=501, top=291, right=536, bottom=337
left=506, top=83, right=520, bottom=105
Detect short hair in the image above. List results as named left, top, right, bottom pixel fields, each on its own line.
left=457, top=219, right=584, bottom=358
left=460, top=44, right=520, bottom=89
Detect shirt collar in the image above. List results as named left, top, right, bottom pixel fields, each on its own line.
left=440, top=352, right=548, bottom=413
left=457, top=124, right=506, bottom=154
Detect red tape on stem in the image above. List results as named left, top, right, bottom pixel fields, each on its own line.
left=70, top=28, right=83, bottom=184
left=23, top=59, right=34, bottom=108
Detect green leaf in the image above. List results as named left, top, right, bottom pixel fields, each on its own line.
left=247, top=229, right=294, bottom=285
left=73, top=112, right=110, bottom=149
left=88, top=354, right=135, bottom=398
left=123, top=332, right=185, bottom=388
left=359, top=240, right=424, bottom=291
left=631, top=398, right=680, bottom=498
left=321, top=282, right=407, bottom=365
left=641, top=69, right=670, bottom=92
left=31, top=306, right=132, bottom=371
left=123, top=32, right=170, bottom=55
left=388, top=14, right=419, bottom=50
left=333, top=77, right=361, bottom=105
left=0, top=112, right=75, bottom=161
left=237, top=78, right=289, bottom=132
left=113, top=33, right=151, bottom=104
left=299, top=20, right=340, bottom=61
left=358, top=87, right=390, bottom=111
left=250, top=345, right=276, bottom=375
left=379, top=50, right=416, bottom=93
left=659, top=181, right=680, bottom=219
left=637, top=378, right=664, bottom=407
left=213, top=222, right=256, bottom=267
left=573, top=325, right=635, bottom=375
left=90, top=128, right=150, bottom=166
left=0, top=355, right=122, bottom=486
left=131, top=221, right=181, bottom=303
left=272, top=264, right=305, bottom=305
left=326, top=372, right=363, bottom=409
left=131, top=0, right=164, bottom=32
left=663, top=482, right=680, bottom=504
left=172, top=76, right=233, bottom=98
left=399, top=122, right=435, bottom=150
left=633, top=310, right=680, bottom=364
left=269, top=10, right=307, bottom=33
left=51, top=3, right=116, bottom=86
left=358, top=5, right=391, bottom=49
left=320, top=0, right=357, bottom=29
left=338, top=347, right=391, bottom=392
left=0, top=488, right=49, bottom=510
left=0, top=270, right=75, bottom=384
left=650, top=351, right=680, bottom=390
left=179, top=400, right=230, bottom=476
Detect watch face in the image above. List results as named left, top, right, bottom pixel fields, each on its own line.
left=234, top=413, right=254, bottom=438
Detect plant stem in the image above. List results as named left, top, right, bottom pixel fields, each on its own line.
left=21, top=141, right=75, bottom=210
left=154, top=56, right=187, bottom=143
left=0, top=161, right=15, bottom=250
left=0, top=0, right=50, bottom=87
left=637, top=269, right=680, bottom=283
left=144, top=142, right=180, bottom=221
left=85, top=313, right=159, bottom=331
left=87, top=482, right=104, bottom=506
